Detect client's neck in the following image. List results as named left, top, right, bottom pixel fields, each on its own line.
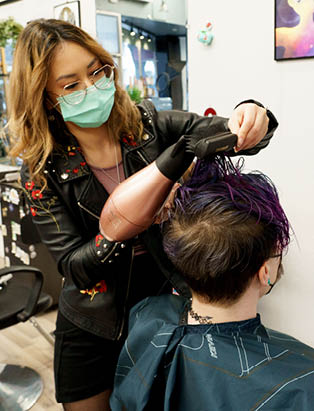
left=189, top=287, right=259, bottom=325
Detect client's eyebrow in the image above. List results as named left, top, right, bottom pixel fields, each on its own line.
left=56, top=58, right=98, bottom=82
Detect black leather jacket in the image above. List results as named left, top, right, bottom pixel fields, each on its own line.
left=20, top=100, right=278, bottom=340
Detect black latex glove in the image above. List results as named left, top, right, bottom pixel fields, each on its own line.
left=155, top=136, right=194, bottom=182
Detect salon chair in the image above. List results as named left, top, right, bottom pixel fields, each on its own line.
left=0, top=266, right=53, bottom=411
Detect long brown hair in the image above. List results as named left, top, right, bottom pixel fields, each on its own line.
left=8, top=19, right=143, bottom=187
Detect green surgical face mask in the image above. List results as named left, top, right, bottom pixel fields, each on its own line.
left=57, top=79, right=116, bottom=128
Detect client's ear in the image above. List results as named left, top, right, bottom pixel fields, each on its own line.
left=257, top=260, right=270, bottom=287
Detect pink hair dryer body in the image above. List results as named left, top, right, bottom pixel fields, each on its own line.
left=99, top=161, right=174, bottom=241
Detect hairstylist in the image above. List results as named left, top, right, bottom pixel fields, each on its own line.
left=8, top=19, right=278, bottom=411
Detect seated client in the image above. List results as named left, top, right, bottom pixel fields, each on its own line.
left=110, top=156, right=314, bottom=411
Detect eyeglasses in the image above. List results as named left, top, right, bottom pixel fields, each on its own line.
left=51, top=64, right=115, bottom=106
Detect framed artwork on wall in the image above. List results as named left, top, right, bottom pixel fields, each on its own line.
left=275, top=0, right=314, bottom=60
left=54, top=1, right=81, bottom=27
left=0, top=0, right=21, bottom=4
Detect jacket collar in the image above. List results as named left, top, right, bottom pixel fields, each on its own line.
left=51, top=140, right=90, bottom=184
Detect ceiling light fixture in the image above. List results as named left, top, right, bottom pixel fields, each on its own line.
left=130, top=26, right=136, bottom=37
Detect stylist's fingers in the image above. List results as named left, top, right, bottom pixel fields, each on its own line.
left=235, top=105, right=256, bottom=151
left=228, top=103, right=269, bottom=151
left=228, top=105, right=256, bottom=151
left=228, top=107, right=243, bottom=139
left=240, top=106, right=268, bottom=150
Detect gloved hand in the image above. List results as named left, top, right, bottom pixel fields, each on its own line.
left=155, top=136, right=195, bottom=182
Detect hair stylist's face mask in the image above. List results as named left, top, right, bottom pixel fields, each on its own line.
left=57, top=78, right=116, bottom=128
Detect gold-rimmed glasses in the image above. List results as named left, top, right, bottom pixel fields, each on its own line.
left=50, top=64, right=115, bottom=106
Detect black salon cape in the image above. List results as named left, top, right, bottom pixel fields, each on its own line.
left=110, top=294, right=314, bottom=411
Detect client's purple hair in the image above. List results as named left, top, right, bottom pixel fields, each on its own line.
left=162, top=156, right=291, bottom=303
left=174, top=156, right=290, bottom=252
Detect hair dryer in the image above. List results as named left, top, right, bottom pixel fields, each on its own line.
left=99, top=132, right=237, bottom=242
left=99, top=161, right=174, bottom=241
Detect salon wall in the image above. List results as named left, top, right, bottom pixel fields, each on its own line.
left=187, top=0, right=314, bottom=347
left=0, top=0, right=96, bottom=37
left=95, top=0, right=187, bottom=27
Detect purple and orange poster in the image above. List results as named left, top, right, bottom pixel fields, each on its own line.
left=275, top=0, right=314, bottom=60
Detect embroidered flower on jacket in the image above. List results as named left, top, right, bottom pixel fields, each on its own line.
left=67, top=145, right=82, bottom=153
left=122, top=134, right=137, bottom=147
left=32, top=190, right=43, bottom=200
left=80, top=280, right=108, bottom=301
left=22, top=182, right=60, bottom=232
left=95, top=234, right=104, bottom=247
left=61, top=146, right=88, bottom=179
left=25, top=181, right=35, bottom=190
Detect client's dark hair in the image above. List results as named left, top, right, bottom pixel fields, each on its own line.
left=162, top=156, right=290, bottom=304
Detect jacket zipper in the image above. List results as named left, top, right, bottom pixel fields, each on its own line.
left=136, top=149, right=150, bottom=166
left=78, top=149, right=144, bottom=340
left=77, top=201, right=100, bottom=220
left=117, top=246, right=134, bottom=340
left=78, top=199, right=133, bottom=340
